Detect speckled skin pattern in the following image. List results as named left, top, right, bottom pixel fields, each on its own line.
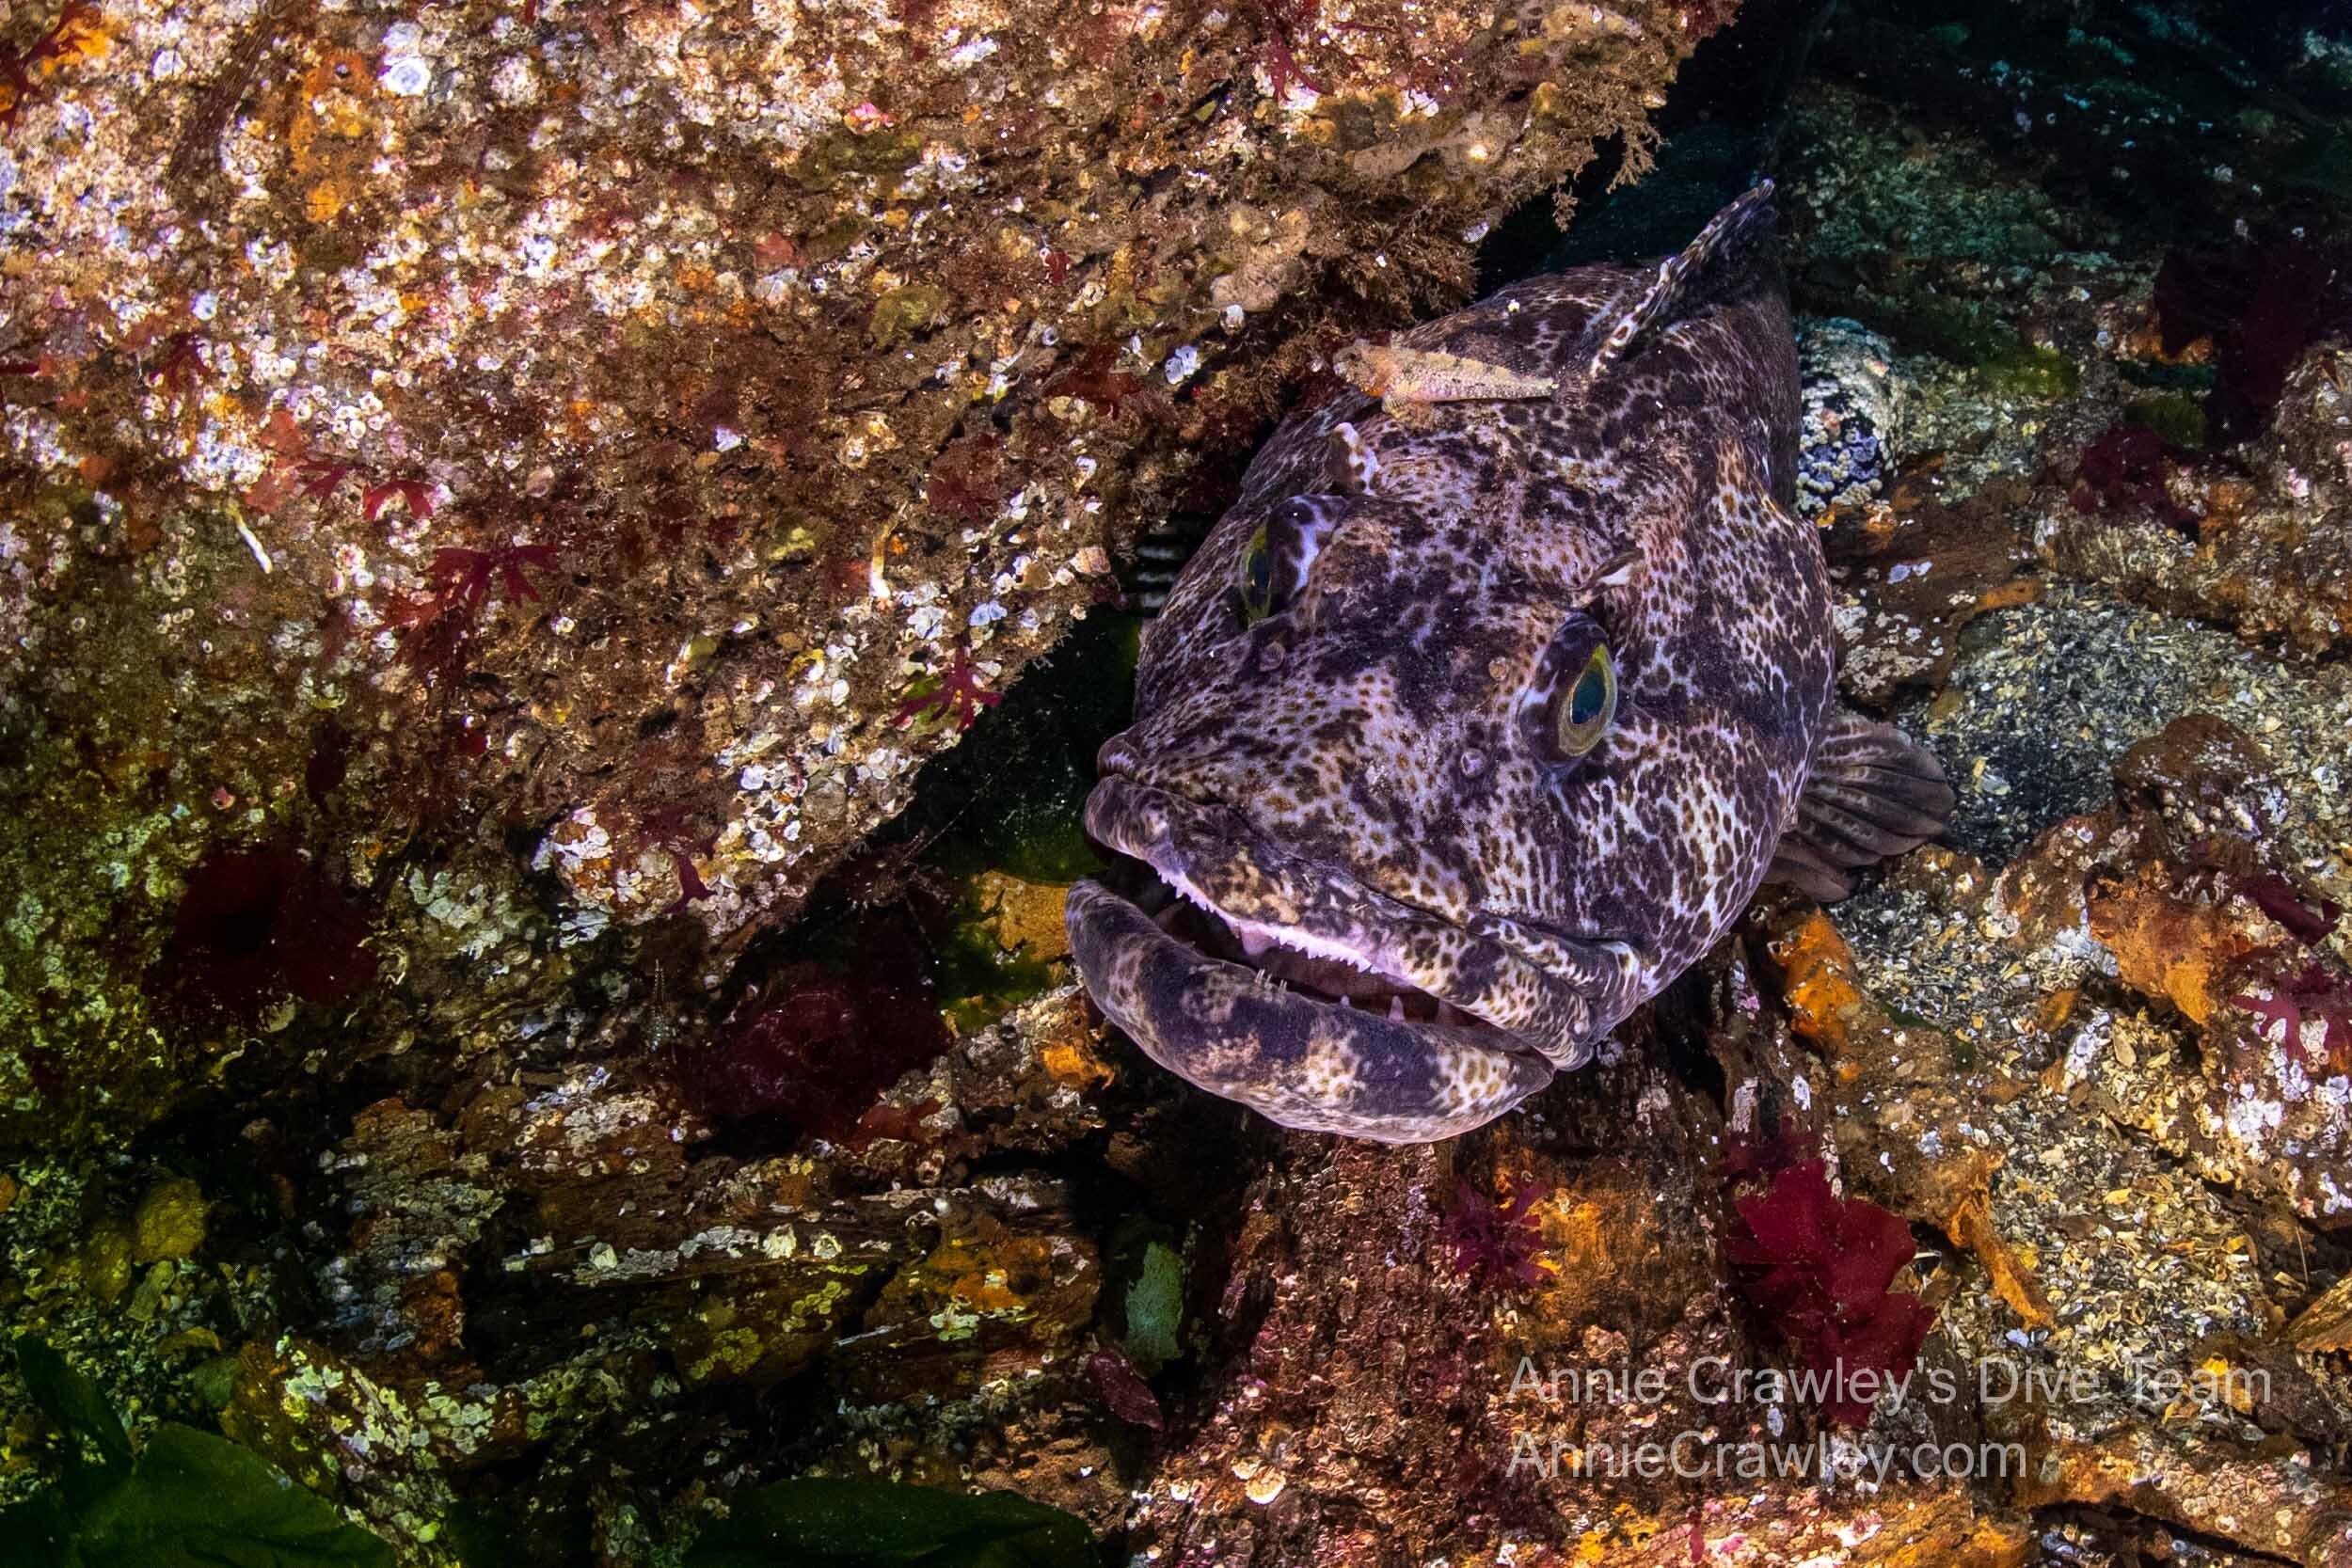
left=1066, top=190, right=1836, bottom=1143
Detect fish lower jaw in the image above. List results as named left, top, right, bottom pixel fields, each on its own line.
left=1144, top=863, right=1498, bottom=1035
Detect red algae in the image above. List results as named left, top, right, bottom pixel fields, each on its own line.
left=892, top=645, right=1003, bottom=733
left=2072, top=422, right=2196, bottom=532
left=2234, top=958, right=2352, bottom=1071
left=673, top=914, right=949, bottom=1140
left=925, top=436, right=1008, bottom=527
left=163, top=835, right=378, bottom=1017
left=2155, top=241, right=2352, bottom=445
left=1045, top=345, right=1174, bottom=424
left=1442, top=1176, right=1551, bottom=1289
left=1721, top=1160, right=1933, bottom=1428
left=388, top=542, right=560, bottom=689
left=0, top=2, right=98, bottom=133
left=304, top=722, right=352, bottom=805
left=1088, top=1347, right=1166, bottom=1430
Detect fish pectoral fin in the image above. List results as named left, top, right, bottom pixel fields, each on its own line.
left=1573, top=180, right=1779, bottom=385
left=1770, top=705, right=1958, bottom=901
left=1765, top=838, right=1858, bottom=903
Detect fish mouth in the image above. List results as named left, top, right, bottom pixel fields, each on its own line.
left=1086, top=858, right=1498, bottom=1033
left=1072, top=775, right=1609, bottom=1070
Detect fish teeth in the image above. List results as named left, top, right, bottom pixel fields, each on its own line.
left=1388, top=995, right=1406, bottom=1022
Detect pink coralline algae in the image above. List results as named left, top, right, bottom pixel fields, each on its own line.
left=1721, top=1161, right=1933, bottom=1428
left=2072, top=422, right=2196, bottom=532
left=1443, top=1177, right=1552, bottom=1289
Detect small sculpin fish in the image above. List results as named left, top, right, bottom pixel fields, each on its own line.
left=1065, top=184, right=1954, bottom=1144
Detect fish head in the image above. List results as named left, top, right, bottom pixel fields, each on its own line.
left=1066, top=183, right=1838, bottom=1143
left=1073, top=462, right=1671, bottom=1141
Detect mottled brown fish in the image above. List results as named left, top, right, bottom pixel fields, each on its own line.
left=1066, top=184, right=1953, bottom=1144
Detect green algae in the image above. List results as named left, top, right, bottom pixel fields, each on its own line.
left=1104, top=1218, right=1185, bottom=1374
left=1978, top=340, right=2080, bottom=400
left=787, top=128, right=923, bottom=193
left=0, top=731, right=180, bottom=1146
left=1867, top=293, right=2077, bottom=400
left=935, top=911, right=1062, bottom=1036
left=1122, top=1240, right=1184, bottom=1372
left=5, top=1338, right=394, bottom=1568
left=1898, top=296, right=2018, bottom=369
left=2283, top=126, right=2352, bottom=199
left=2124, top=392, right=2208, bottom=451
left=129, top=1180, right=207, bottom=1266
left=870, top=284, right=956, bottom=350
left=2118, top=358, right=2217, bottom=395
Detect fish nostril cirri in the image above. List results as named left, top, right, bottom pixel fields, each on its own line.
left=1096, top=734, right=1141, bottom=776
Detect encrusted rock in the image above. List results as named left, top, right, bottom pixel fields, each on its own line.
left=0, top=0, right=1724, bottom=1144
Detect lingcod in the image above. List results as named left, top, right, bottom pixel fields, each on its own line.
left=1064, top=183, right=1954, bottom=1144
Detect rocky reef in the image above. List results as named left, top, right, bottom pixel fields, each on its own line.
left=0, top=0, right=1709, bottom=1147
left=8, top=0, right=2352, bottom=1565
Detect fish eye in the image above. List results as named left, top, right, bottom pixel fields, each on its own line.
left=1237, top=522, right=1276, bottom=623
left=1233, top=497, right=1342, bottom=627
left=1551, top=643, right=1615, bottom=757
